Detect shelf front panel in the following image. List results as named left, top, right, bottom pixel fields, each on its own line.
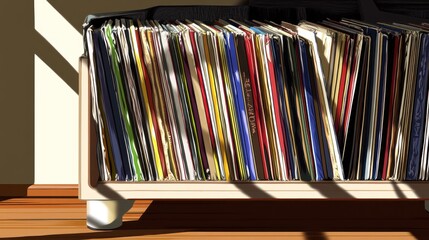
left=80, top=181, right=429, bottom=200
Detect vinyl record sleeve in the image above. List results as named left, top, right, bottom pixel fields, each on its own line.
left=252, top=30, right=275, bottom=180
left=268, top=22, right=310, bottom=180
left=378, top=23, right=420, bottom=180
left=103, top=22, right=138, bottom=181
left=138, top=23, right=169, bottom=180
left=194, top=25, right=226, bottom=180
left=190, top=27, right=221, bottom=180
left=88, top=27, right=122, bottom=181
left=145, top=24, right=171, bottom=180
left=129, top=22, right=158, bottom=181
left=224, top=29, right=257, bottom=180
left=167, top=25, right=202, bottom=180
left=239, top=24, right=270, bottom=179
left=288, top=22, right=345, bottom=180
left=168, top=27, right=203, bottom=180
left=120, top=20, right=154, bottom=181
left=200, top=22, right=235, bottom=180
left=249, top=22, right=287, bottom=180
left=122, top=21, right=153, bottom=180
left=278, top=23, right=314, bottom=180
left=381, top=32, right=402, bottom=180
left=406, top=32, right=429, bottom=180
left=266, top=34, right=289, bottom=180
left=340, top=19, right=383, bottom=180
left=269, top=28, right=295, bottom=180
left=372, top=32, right=389, bottom=180
left=233, top=27, right=266, bottom=180
left=181, top=25, right=217, bottom=180
left=213, top=28, right=244, bottom=180
left=319, top=20, right=363, bottom=147
left=299, top=38, right=324, bottom=180
left=151, top=23, right=187, bottom=180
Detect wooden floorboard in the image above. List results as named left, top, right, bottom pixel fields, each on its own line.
left=0, top=184, right=78, bottom=197
left=0, top=198, right=428, bottom=239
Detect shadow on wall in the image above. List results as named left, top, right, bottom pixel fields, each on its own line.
left=0, top=0, right=35, bottom=184
left=0, top=0, right=246, bottom=185
left=0, top=0, right=82, bottom=185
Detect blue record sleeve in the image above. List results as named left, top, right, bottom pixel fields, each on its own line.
left=406, top=33, right=429, bottom=180
left=372, top=33, right=389, bottom=180
left=93, top=29, right=128, bottom=181
left=299, top=39, right=324, bottom=181
left=224, top=32, right=257, bottom=180
left=271, top=35, right=296, bottom=179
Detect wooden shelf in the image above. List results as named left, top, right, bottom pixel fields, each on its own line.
left=79, top=53, right=429, bottom=201
left=80, top=181, right=429, bottom=200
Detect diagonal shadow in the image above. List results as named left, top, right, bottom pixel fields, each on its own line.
left=306, top=181, right=355, bottom=199
left=33, top=30, right=78, bottom=93
left=123, top=199, right=429, bottom=233
left=48, top=0, right=154, bottom=33
left=232, top=179, right=354, bottom=199
left=402, top=181, right=429, bottom=199
left=0, top=0, right=35, bottom=185
left=4, top=229, right=178, bottom=240
left=391, top=181, right=407, bottom=199
left=0, top=184, right=32, bottom=197
left=47, top=0, right=249, bottom=34
left=303, top=231, right=329, bottom=240
left=232, top=181, right=274, bottom=198
left=92, top=183, right=127, bottom=200
left=5, top=199, right=429, bottom=239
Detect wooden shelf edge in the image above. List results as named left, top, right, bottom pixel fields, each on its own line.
left=79, top=181, right=429, bottom=200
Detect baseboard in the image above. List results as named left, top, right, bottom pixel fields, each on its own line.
left=0, top=184, right=78, bottom=197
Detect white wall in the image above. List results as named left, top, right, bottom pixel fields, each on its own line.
left=34, top=0, right=82, bottom=184
left=34, top=55, right=79, bottom=184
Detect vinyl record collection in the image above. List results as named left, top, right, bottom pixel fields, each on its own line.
left=85, top=18, right=429, bottom=181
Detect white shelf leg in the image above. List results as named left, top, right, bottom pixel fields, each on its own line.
left=86, top=199, right=135, bottom=230
left=425, top=200, right=429, bottom=213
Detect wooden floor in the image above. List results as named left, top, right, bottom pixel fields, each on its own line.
left=1, top=198, right=429, bottom=239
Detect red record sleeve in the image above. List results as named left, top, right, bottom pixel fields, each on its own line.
left=335, top=37, right=350, bottom=134
left=189, top=30, right=217, bottom=165
left=382, top=36, right=399, bottom=180
left=265, top=35, right=289, bottom=180
left=243, top=31, right=269, bottom=179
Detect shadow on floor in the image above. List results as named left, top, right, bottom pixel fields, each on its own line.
left=6, top=200, right=429, bottom=239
